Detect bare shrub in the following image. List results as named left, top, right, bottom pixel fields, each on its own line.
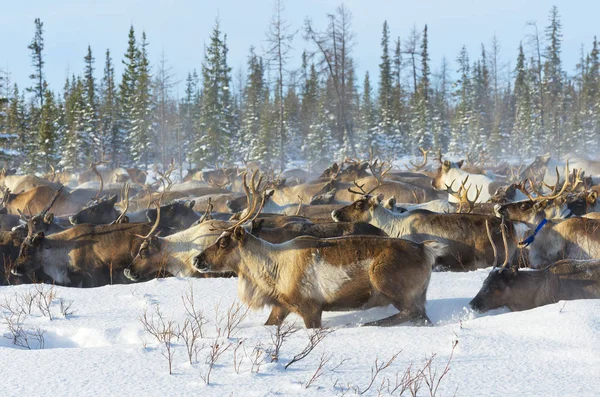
left=332, top=341, right=459, bottom=397
left=182, top=284, right=208, bottom=338
left=223, top=301, right=250, bottom=338
left=303, top=352, right=332, bottom=389
left=1, top=302, right=45, bottom=349
left=423, top=340, right=459, bottom=397
left=34, top=284, right=56, bottom=320
left=358, top=351, right=401, bottom=395
left=59, top=299, right=75, bottom=318
left=178, top=317, right=204, bottom=365
left=233, top=339, right=245, bottom=374
left=285, top=327, right=334, bottom=369
left=201, top=338, right=233, bottom=385
left=269, top=322, right=299, bottom=362
left=248, top=341, right=265, bottom=373
left=140, top=305, right=178, bottom=375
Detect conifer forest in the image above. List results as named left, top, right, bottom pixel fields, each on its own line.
left=0, top=4, right=596, bottom=174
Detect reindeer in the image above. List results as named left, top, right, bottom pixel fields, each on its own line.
left=249, top=219, right=387, bottom=244
left=470, top=221, right=600, bottom=312
left=332, top=193, right=528, bottom=271
left=312, top=160, right=440, bottom=205
left=11, top=218, right=159, bottom=287
left=0, top=185, right=87, bottom=216
left=123, top=172, right=268, bottom=281
left=494, top=165, right=584, bottom=224
left=431, top=160, right=500, bottom=203
left=522, top=217, right=600, bottom=267
left=193, top=181, right=446, bottom=328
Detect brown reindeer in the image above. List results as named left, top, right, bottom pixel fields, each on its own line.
left=12, top=221, right=157, bottom=287
left=470, top=221, right=600, bottom=312
left=250, top=220, right=387, bottom=244
left=0, top=185, right=87, bottom=216
left=332, top=194, right=528, bottom=270
left=194, top=227, right=446, bottom=328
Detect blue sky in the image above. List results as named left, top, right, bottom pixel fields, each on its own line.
left=1, top=0, right=598, bottom=96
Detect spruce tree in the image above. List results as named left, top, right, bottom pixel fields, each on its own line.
left=300, top=63, right=320, bottom=160
left=100, top=49, right=120, bottom=165
left=512, top=44, right=534, bottom=159
left=83, top=45, right=99, bottom=161
left=62, top=77, right=91, bottom=170
left=450, top=46, right=475, bottom=155
left=194, top=20, right=232, bottom=167
left=130, top=31, right=154, bottom=168
left=37, top=88, right=58, bottom=170
left=240, top=48, right=265, bottom=162
left=1, top=84, right=21, bottom=165
left=411, top=25, right=433, bottom=150
left=118, top=25, right=138, bottom=165
left=358, top=71, right=377, bottom=155
left=27, top=18, right=45, bottom=109
left=543, top=6, right=564, bottom=156
left=377, top=21, right=395, bottom=155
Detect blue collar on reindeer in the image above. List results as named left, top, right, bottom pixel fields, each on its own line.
left=519, top=218, right=548, bottom=247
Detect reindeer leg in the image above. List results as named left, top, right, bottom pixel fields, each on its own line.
left=298, top=306, right=323, bottom=329
left=364, top=309, right=431, bottom=327
left=264, top=304, right=290, bottom=326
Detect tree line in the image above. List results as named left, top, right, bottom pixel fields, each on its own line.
left=0, top=4, right=597, bottom=175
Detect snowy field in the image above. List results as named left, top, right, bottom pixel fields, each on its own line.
left=1, top=271, right=598, bottom=397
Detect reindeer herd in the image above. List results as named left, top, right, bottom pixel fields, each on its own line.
left=1, top=151, right=600, bottom=328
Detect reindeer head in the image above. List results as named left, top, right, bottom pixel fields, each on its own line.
left=331, top=193, right=385, bottom=223
left=125, top=200, right=164, bottom=282
left=146, top=200, right=198, bottom=232
left=69, top=195, right=119, bottom=225
left=12, top=213, right=48, bottom=276
left=193, top=170, right=265, bottom=274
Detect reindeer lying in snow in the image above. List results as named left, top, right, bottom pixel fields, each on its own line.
left=470, top=221, right=600, bottom=312
left=193, top=170, right=446, bottom=328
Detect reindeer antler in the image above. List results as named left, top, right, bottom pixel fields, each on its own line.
left=91, top=159, right=109, bottom=201
left=222, top=170, right=266, bottom=232
left=499, top=220, right=510, bottom=269
left=446, top=176, right=482, bottom=213
left=199, top=197, right=213, bottom=223
left=140, top=199, right=162, bottom=240
left=114, top=183, right=130, bottom=224
left=156, top=159, right=175, bottom=191
left=485, top=220, right=498, bottom=268
left=405, top=147, right=430, bottom=171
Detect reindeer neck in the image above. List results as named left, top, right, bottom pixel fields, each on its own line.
left=511, top=270, right=557, bottom=310
left=239, top=234, right=288, bottom=287
left=371, top=205, right=411, bottom=237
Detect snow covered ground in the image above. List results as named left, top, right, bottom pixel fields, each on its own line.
left=1, top=270, right=598, bottom=396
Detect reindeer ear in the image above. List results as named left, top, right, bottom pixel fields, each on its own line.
left=387, top=196, right=396, bottom=208
left=360, top=162, right=369, bottom=171
left=186, top=200, right=195, bottom=209
left=109, top=194, right=118, bottom=204
left=443, top=160, right=451, bottom=168
left=233, top=225, right=246, bottom=240
left=265, top=189, right=275, bottom=199
left=457, top=160, right=465, bottom=168
left=588, top=191, right=598, bottom=205
left=44, top=213, right=54, bottom=224
left=372, top=193, right=384, bottom=204
left=251, top=219, right=264, bottom=235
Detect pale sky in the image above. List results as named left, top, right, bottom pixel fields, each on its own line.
left=1, top=0, right=598, bottom=97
